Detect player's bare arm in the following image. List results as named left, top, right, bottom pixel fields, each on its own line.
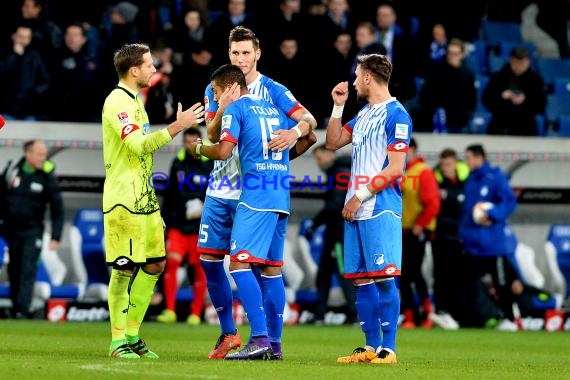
left=190, top=140, right=236, bottom=161
left=167, top=102, right=204, bottom=138
left=290, top=131, right=317, bottom=161
left=207, top=83, right=240, bottom=142
left=268, top=108, right=317, bottom=152
left=342, top=150, right=407, bottom=222
left=325, top=82, right=352, bottom=150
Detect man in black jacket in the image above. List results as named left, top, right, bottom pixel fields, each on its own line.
left=158, top=128, right=213, bottom=324
left=307, top=144, right=356, bottom=324
left=0, top=140, right=63, bottom=318
left=482, top=46, right=546, bottom=136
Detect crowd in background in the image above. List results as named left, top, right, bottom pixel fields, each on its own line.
left=0, top=0, right=569, bottom=135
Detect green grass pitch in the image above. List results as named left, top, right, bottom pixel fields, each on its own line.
left=1, top=321, right=569, bottom=379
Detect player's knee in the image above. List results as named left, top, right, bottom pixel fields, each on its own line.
left=353, top=278, right=373, bottom=286
left=260, top=266, right=281, bottom=276
left=143, top=260, right=166, bottom=274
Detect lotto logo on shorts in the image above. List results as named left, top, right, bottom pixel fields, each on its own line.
left=234, top=252, right=251, bottom=262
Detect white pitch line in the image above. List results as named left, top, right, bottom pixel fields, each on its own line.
left=79, top=364, right=220, bottom=379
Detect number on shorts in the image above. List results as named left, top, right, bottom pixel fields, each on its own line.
left=199, top=223, right=209, bottom=243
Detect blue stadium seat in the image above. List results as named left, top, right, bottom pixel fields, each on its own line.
left=537, top=58, right=570, bottom=88
left=480, top=21, right=523, bottom=46
left=465, top=39, right=487, bottom=75
left=0, top=236, right=6, bottom=270
left=70, top=208, right=108, bottom=300
left=468, top=111, right=492, bottom=134
left=474, top=74, right=489, bottom=111
left=559, top=115, right=570, bottom=137
left=535, top=114, right=546, bottom=136
left=544, top=224, right=570, bottom=300
left=36, top=259, right=83, bottom=299
left=545, top=93, right=570, bottom=124
left=553, top=77, right=570, bottom=95
left=488, top=54, right=508, bottom=73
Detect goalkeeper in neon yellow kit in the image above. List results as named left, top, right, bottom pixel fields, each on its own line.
left=101, top=43, right=204, bottom=358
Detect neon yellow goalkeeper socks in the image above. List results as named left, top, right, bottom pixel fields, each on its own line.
left=126, top=268, right=160, bottom=337
left=108, top=269, right=132, bottom=341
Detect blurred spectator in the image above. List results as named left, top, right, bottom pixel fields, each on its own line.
left=427, top=23, right=447, bottom=67
left=429, top=148, right=468, bottom=330
left=400, top=138, right=440, bottom=328
left=345, top=21, right=387, bottom=118
left=50, top=22, right=100, bottom=122
left=349, top=21, right=387, bottom=83
left=167, top=8, right=212, bottom=59
left=265, top=37, right=305, bottom=100
left=312, top=0, right=355, bottom=51
left=257, top=0, right=307, bottom=67
left=457, top=144, right=518, bottom=328
left=482, top=45, right=546, bottom=136
left=159, top=128, right=213, bottom=324
left=305, top=145, right=356, bottom=324
left=98, top=1, right=141, bottom=101
left=415, top=38, right=476, bottom=132
left=0, top=140, right=63, bottom=319
left=208, top=0, right=256, bottom=68
left=19, top=0, right=63, bottom=58
left=0, top=25, right=50, bottom=121
left=170, top=8, right=214, bottom=112
left=374, top=2, right=417, bottom=105
left=142, top=39, right=176, bottom=124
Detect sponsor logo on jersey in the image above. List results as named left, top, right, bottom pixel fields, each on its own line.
left=117, top=111, right=130, bottom=125
left=395, top=123, right=409, bottom=139
left=204, top=96, right=210, bottom=110
left=284, top=90, right=297, bottom=102
left=222, top=114, right=232, bottom=129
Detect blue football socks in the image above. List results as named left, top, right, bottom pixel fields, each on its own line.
left=261, top=274, right=286, bottom=344
left=201, top=259, right=236, bottom=335
left=355, top=282, right=381, bottom=350
left=231, top=269, right=268, bottom=337
left=376, top=278, right=399, bottom=353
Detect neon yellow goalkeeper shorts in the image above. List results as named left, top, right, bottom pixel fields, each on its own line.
left=104, top=206, right=166, bottom=268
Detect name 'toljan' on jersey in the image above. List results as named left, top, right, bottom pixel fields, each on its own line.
left=219, top=94, right=296, bottom=214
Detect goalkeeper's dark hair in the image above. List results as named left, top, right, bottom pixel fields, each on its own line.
left=114, top=43, right=150, bottom=78
left=210, top=64, right=247, bottom=89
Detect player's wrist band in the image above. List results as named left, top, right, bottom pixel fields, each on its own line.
left=293, top=125, right=303, bottom=138
left=195, top=144, right=202, bottom=155
left=355, top=186, right=373, bottom=203
left=331, top=104, right=344, bottom=119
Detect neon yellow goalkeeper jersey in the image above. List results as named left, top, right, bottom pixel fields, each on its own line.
left=101, top=83, right=172, bottom=214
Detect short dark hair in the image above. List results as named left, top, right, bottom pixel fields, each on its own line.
left=183, top=128, right=201, bottom=138
left=23, top=139, right=37, bottom=152
left=409, top=137, right=417, bottom=149
left=439, top=148, right=457, bottom=159
left=210, top=64, right=247, bottom=89
left=229, top=26, right=259, bottom=50
left=466, top=144, right=486, bottom=159
left=113, top=43, right=150, bottom=78
left=356, top=54, right=392, bottom=85
left=510, top=45, right=529, bottom=60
